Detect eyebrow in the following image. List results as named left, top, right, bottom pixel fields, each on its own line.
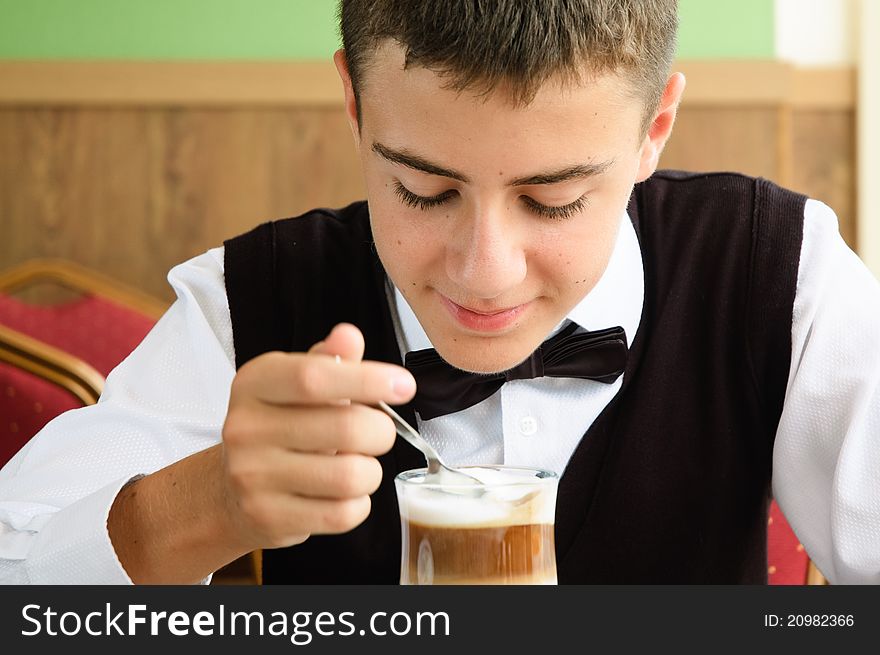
left=372, top=142, right=613, bottom=187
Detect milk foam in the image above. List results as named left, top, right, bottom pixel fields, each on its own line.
left=398, top=466, right=557, bottom=527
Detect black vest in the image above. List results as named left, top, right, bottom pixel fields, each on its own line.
left=224, top=170, right=806, bottom=583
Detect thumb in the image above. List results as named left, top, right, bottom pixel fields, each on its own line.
left=308, top=323, right=366, bottom=362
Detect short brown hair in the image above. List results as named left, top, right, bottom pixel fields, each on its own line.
left=339, top=0, right=678, bottom=132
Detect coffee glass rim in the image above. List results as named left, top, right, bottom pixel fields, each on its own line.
left=395, top=465, right=559, bottom=489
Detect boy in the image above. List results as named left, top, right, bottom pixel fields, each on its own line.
left=1, top=0, right=878, bottom=584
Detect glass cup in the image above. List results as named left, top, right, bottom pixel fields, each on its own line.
left=394, top=465, right=559, bottom=585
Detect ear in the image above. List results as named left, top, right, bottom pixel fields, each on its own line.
left=636, top=72, right=686, bottom=182
left=334, top=49, right=362, bottom=147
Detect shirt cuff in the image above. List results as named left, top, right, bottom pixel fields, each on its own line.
left=24, top=476, right=141, bottom=584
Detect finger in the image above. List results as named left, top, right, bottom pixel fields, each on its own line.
left=291, top=493, right=373, bottom=535
left=308, top=323, right=365, bottom=362
left=232, top=451, right=384, bottom=500
left=235, top=351, right=416, bottom=406
left=240, top=493, right=373, bottom=546
left=309, top=323, right=364, bottom=407
left=224, top=403, right=395, bottom=455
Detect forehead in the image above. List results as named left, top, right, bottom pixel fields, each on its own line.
left=357, top=42, right=645, bottom=167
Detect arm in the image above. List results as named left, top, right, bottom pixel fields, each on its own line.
left=107, top=323, right=416, bottom=584
left=106, top=445, right=243, bottom=584
left=773, top=199, right=880, bottom=584
left=0, top=248, right=416, bottom=583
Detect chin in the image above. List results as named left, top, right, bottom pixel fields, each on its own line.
left=433, top=338, right=536, bottom=375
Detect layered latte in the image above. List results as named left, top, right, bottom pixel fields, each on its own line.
left=395, top=466, right=558, bottom=585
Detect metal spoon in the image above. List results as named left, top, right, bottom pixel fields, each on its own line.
left=378, top=401, right=483, bottom=488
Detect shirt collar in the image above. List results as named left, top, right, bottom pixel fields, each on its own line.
left=390, top=209, right=644, bottom=354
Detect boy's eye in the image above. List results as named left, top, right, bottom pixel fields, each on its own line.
left=392, top=181, right=456, bottom=210
left=521, top=195, right=589, bottom=220
left=392, top=180, right=588, bottom=220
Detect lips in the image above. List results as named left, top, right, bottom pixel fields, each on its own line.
left=439, top=294, right=529, bottom=332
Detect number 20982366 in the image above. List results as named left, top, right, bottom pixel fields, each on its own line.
left=764, top=614, right=854, bottom=627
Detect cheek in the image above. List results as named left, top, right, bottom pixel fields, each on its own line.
left=536, top=223, right=618, bottom=293
left=362, top=160, right=448, bottom=284
left=370, top=200, right=444, bottom=283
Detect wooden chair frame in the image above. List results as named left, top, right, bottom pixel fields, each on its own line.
left=0, top=323, right=104, bottom=405
left=807, top=561, right=828, bottom=585
left=0, top=258, right=168, bottom=321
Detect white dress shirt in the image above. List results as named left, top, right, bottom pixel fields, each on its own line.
left=0, top=199, right=878, bottom=584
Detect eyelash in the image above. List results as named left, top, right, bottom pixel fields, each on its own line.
left=521, top=195, right=589, bottom=220
left=391, top=181, right=588, bottom=221
left=392, top=181, right=455, bottom=211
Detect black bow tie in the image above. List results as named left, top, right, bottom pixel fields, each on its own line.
left=404, top=322, right=628, bottom=420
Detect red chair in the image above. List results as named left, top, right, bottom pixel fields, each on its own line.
left=768, top=499, right=827, bottom=584
left=0, top=258, right=163, bottom=467
left=0, top=258, right=260, bottom=583
left=0, top=259, right=166, bottom=377
left=0, top=323, right=104, bottom=466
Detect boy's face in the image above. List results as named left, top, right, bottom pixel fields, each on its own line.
left=337, top=43, right=680, bottom=374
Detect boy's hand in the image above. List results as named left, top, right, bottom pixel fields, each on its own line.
left=220, top=323, right=416, bottom=550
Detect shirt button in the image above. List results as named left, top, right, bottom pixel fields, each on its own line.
left=518, top=416, right=538, bottom=436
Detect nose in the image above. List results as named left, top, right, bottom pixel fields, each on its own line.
left=445, top=204, right=527, bottom=299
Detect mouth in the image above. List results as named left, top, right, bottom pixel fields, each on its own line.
left=439, top=293, right=530, bottom=333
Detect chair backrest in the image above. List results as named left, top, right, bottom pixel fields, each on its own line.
left=0, top=259, right=167, bottom=320
left=0, top=323, right=103, bottom=467
left=0, top=259, right=165, bottom=377
left=768, top=499, right=827, bottom=585
left=0, top=258, right=160, bottom=467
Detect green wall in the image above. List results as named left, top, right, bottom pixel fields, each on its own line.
left=0, top=0, right=340, bottom=59
left=0, top=0, right=775, bottom=60
left=678, top=0, right=775, bottom=58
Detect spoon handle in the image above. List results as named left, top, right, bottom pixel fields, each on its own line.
left=378, top=401, right=442, bottom=466
left=378, top=401, right=483, bottom=487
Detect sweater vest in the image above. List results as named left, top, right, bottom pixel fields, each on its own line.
left=224, top=170, right=806, bottom=583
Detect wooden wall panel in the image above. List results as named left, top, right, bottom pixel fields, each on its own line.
left=790, top=110, right=856, bottom=249
left=0, top=107, right=364, bottom=302
left=661, top=107, right=781, bottom=180
left=0, top=61, right=857, bottom=303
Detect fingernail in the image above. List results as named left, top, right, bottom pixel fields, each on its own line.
left=391, top=374, right=416, bottom=398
